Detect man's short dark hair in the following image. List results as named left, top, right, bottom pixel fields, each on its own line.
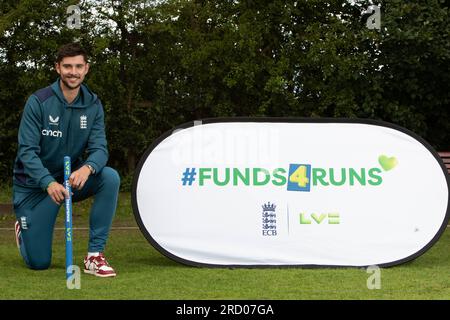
left=56, top=43, right=88, bottom=63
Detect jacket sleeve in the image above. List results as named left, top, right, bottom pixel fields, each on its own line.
left=83, top=100, right=108, bottom=174
left=17, top=95, right=55, bottom=190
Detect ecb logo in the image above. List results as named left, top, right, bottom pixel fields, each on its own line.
left=262, top=202, right=277, bottom=236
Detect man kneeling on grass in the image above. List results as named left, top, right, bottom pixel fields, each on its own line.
left=12, top=43, right=119, bottom=277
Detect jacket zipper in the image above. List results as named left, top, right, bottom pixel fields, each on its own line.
left=65, top=105, right=72, bottom=158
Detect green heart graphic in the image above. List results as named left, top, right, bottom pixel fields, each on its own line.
left=378, top=155, right=398, bottom=171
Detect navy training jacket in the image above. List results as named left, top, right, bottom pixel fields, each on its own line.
left=13, top=78, right=109, bottom=191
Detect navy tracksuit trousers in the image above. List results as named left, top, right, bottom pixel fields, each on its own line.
left=13, top=167, right=120, bottom=270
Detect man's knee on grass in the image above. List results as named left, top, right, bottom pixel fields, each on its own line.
left=25, top=256, right=51, bottom=270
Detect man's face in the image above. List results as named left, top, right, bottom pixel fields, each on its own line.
left=55, top=55, right=89, bottom=90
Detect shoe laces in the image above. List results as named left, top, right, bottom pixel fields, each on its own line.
left=92, top=253, right=110, bottom=266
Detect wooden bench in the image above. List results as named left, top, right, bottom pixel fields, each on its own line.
left=438, top=152, right=450, bottom=174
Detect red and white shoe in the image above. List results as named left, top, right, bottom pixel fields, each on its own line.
left=14, top=221, right=21, bottom=251
left=83, top=253, right=116, bottom=277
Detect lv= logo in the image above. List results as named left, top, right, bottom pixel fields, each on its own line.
left=299, top=213, right=340, bottom=225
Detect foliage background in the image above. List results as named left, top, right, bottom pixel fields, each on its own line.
left=1, top=0, right=449, bottom=190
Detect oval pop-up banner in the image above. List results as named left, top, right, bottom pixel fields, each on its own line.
left=132, top=118, right=449, bottom=267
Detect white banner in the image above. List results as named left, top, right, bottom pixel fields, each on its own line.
left=132, top=119, right=450, bottom=267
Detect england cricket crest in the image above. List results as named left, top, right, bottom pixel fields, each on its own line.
left=80, top=115, right=87, bottom=129
left=262, top=202, right=277, bottom=236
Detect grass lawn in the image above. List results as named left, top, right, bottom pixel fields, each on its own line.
left=0, top=191, right=449, bottom=300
